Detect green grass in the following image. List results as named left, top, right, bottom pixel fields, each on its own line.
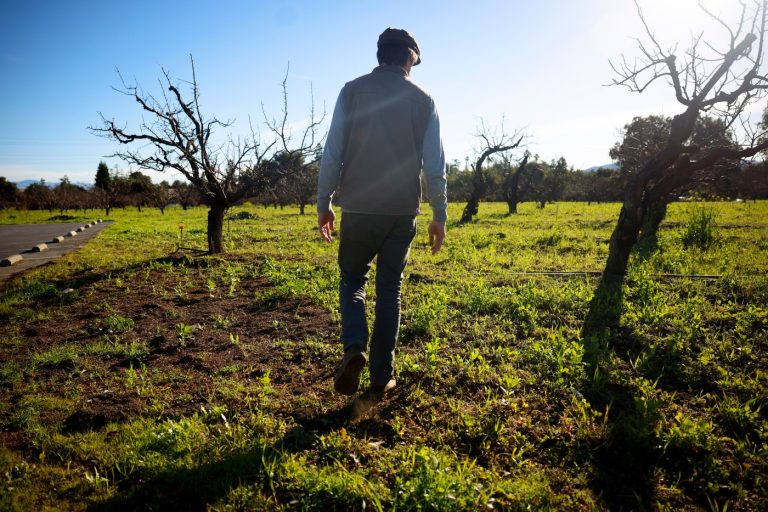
left=0, top=201, right=767, bottom=510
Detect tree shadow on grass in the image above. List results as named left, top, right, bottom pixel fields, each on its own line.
left=581, top=276, right=661, bottom=512
left=90, top=394, right=399, bottom=511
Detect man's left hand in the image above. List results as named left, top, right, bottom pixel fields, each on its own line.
left=318, top=210, right=336, bottom=242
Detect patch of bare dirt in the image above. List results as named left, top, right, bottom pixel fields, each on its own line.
left=1, top=254, right=347, bottom=439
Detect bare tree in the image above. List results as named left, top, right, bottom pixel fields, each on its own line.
left=501, top=151, right=530, bottom=215
left=603, top=0, right=768, bottom=282
left=262, top=67, right=325, bottom=214
left=268, top=149, right=321, bottom=215
left=146, top=182, right=175, bottom=215
left=460, top=120, right=526, bottom=223
left=171, top=180, right=202, bottom=210
left=92, top=56, right=282, bottom=254
left=53, top=176, right=85, bottom=213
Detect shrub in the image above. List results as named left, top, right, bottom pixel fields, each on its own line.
left=681, top=206, right=719, bottom=250
left=228, top=211, right=256, bottom=221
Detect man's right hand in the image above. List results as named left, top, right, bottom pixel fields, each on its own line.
left=428, top=220, right=446, bottom=254
left=318, top=210, right=336, bottom=242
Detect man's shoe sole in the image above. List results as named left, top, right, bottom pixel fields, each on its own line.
left=334, top=352, right=366, bottom=395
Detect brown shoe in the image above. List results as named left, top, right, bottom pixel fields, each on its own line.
left=363, top=378, right=396, bottom=402
left=333, top=347, right=367, bottom=395
left=370, top=378, right=396, bottom=394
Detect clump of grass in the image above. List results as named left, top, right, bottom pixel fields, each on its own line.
left=402, top=288, right=448, bottom=341
left=681, top=206, right=719, bottom=250
left=104, top=314, right=134, bottom=333
left=535, top=229, right=565, bottom=247
left=211, top=314, right=230, bottom=329
left=30, top=344, right=80, bottom=370
left=0, top=361, right=23, bottom=386
left=85, top=339, right=149, bottom=364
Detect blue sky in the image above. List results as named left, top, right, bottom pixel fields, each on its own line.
left=0, top=0, right=749, bottom=184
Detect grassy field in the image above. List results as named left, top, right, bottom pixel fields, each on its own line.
left=0, top=201, right=766, bottom=511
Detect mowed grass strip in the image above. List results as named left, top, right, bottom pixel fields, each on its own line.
left=0, top=201, right=766, bottom=510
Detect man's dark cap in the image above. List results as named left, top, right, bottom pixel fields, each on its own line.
left=377, top=28, right=421, bottom=65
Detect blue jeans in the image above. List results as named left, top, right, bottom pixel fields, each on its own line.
left=338, top=213, right=417, bottom=386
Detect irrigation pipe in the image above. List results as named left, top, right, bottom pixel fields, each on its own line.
left=506, top=271, right=723, bottom=280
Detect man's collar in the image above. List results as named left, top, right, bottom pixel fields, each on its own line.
left=373, top=65, right=408, bottom=77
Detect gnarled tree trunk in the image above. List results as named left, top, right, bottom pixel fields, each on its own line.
left=602, top=110, right=697, bottom=281
left=503, top=153, right=528, bottom=215
left=207, top=203, right=227, bottom=254
left=460, top=170, right=486, bottom=223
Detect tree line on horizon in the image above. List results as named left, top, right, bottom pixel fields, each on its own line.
left=2, top=119, right=768, bottom=217
left=0, top=155, right=320, bottom=216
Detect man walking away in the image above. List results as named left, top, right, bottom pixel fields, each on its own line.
left=317, top=28, right=448, bottom=400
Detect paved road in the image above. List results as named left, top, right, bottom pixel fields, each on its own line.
left=0, top=221, right=113, bottom=282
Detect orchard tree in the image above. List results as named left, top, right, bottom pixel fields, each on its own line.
left=734, top=161, right=768, bottom=197
left=22, top=180, right=54, bottom=211
left=265, top=148, right=320, bottom=215
left=53, top=176, right=85, bottom=213
left=147, top=181, right=175, bottom=215
left=501, top=152, right=530, bottom=214
left=123, top=171, right=154, bottom=212
left=609, top=115, right=672, bottom=182
left=523, top=160, right=549, bottom=209
left=525, top=156, right=571, bottom=209
left=92, top=57, right=320, bottom=253
left=171, top=180, right=202, bottom=210
left=460, top=120, right=526, bottom=223
left=587, top=168, right=624, bottom=203
left=602, top=0, right=768, bottom=283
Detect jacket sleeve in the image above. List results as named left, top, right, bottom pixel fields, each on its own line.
left=317, top=89, right=346, bottom=213
left=422, top=100, right=448, bottom=222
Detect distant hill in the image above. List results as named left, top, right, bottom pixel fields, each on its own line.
left=13, top=179, right=92, bottom=190
left=583, top=163, right=620, bottom=173
left=13, top=180, right=44, bottom=189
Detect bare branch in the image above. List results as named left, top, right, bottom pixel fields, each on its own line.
left=635, top=0, right=667, bottom=57
left=699, top=0, right=737, bottom=46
